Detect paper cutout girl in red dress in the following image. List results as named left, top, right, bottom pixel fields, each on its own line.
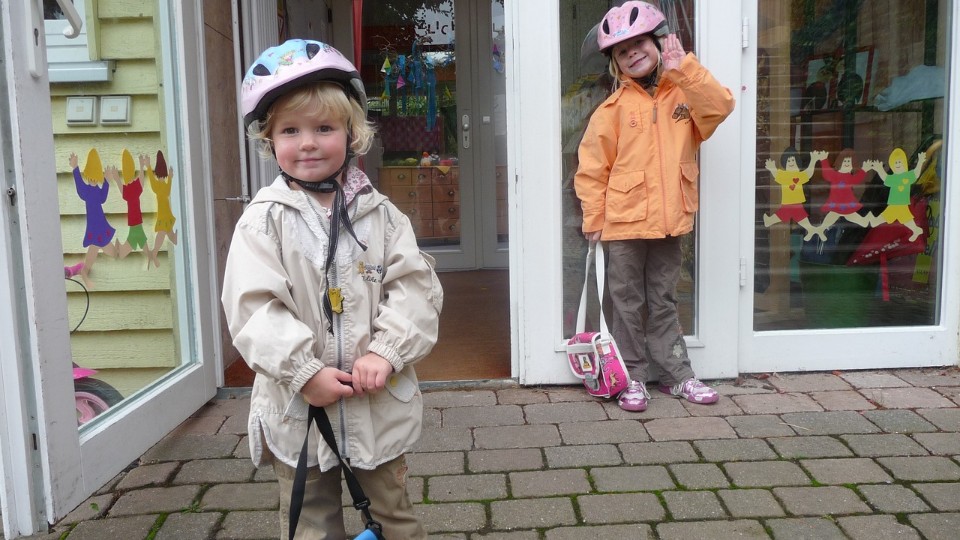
left=762, top=147, right=823, bottom=241
left=864, top=147, right=926, bottom=242
left=816, top=148, right=874, bottom=231
left=145, top=151, right=178, bottom=267
left=105, top=149, right=154, bottom=266
left=70, top=149, right=118, bottom=288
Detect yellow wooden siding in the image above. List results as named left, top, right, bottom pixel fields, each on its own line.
left=66, top=290, right=173, bottom=331
left=52, top=95, right=161, bottom=135
left=96, top=0, right=156, bottom=19
left=99, top=21, right=158, bottom=60
left=70, top=329, right=177, bottom=369
left=91, top=368, right=174, bottom=399
left=53, top=3, right=182, bottom=394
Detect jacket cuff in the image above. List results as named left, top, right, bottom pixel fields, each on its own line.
left=290, top=359, right=324, bottom=393
left=368, top=340, right=404, bottom=372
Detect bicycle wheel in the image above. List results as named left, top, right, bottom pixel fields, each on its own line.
left=75, top=378, right=124, bottom=425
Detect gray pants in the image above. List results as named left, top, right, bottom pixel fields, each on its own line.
left=274, top=454, right=425, bottom=540
left=606, top=237, right=695, bottom=386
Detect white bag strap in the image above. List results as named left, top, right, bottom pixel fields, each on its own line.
left=574, top=241, right=609, bottom=335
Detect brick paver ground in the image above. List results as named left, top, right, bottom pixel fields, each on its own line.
left=13, top=367, right=960, bottom=539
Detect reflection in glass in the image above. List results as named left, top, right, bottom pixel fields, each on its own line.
left=360, top=1, right=462, bottom=247
left=754, top=0, right=948, bottom=330
left=559, top=0, right=697, bottom=337
left=52, top=1, right=191, bottom=427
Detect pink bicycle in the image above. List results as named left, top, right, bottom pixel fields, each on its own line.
left=65, top=263, right=124, bottom=425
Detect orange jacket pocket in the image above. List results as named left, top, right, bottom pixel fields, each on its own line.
left=606, top=170, right=648, bottom=222
left=680, top=160, right=700, bottom=212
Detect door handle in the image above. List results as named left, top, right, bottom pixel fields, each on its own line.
left=461, top=114, right=471, bottom=149
left=55, top=0, right=84, bottom=38
left=215, top=195, right=251, bottom=203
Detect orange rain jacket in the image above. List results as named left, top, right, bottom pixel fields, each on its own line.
left=575, top=53, right=735, bottom=240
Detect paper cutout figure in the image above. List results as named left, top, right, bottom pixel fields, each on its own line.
left=146, top=150, right=178, bottom=267
left=864, top=147, right=926, bottom=242
left=762, top=147, right=824, bottom=241
left=106, top=149, right=154, bottom=266
left=70, top=149, right=118, bottom=288
left=816, top=148, right=874, bottom=230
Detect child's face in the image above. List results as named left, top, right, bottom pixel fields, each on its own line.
left=612, top=35, right=660, bottom=79
left=271, top=107, right=348, bottom=182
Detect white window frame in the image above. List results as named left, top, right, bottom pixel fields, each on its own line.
left=45, top=0, right=113, bottom=82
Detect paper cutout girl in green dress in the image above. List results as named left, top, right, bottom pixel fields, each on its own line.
left=864, top=147, right=926, bottom=242
left=70, top=149, right=118, bottom=288
left=145, top=150, right=178, bottom=267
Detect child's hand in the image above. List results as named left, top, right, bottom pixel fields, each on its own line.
left=351, top=352, right=393, bottom=396
left=300, top=367, right=354, bottom=407
left=104, top=165, right=119, bottom=183
left=69, top=153, right=79, bottom=169
left=584, top=231, right=602, bottom=242
left=661, top=34, right=686, bottom=72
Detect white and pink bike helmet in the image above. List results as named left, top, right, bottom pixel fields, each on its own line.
left=597, top=1, right=669, bottom=54
left=241, top=39, right=367, bottom=129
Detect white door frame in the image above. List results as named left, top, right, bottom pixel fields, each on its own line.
left=0, top=2, right=219, bottom=536
left=511, top=0, right=743, bottom=386
left=737, top=0, right=960, bottom=373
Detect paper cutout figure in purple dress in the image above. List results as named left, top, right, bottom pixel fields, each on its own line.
left=70, top=149, right=118, bottom=288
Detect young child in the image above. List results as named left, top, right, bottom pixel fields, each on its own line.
left=575, top=2, right=735, bottom=411
left=221, top=39, right=442, bottom=539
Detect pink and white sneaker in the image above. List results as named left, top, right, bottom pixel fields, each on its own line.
left=618, top=380, right=650, bottom=412
left=659, top=378, right=719, bottom=404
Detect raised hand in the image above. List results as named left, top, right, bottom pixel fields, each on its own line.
left=661, top=34, right=686, bottom=72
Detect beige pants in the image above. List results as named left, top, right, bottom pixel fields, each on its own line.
left=274, top=455, right=425, bottom=540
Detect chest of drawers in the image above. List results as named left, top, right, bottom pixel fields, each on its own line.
left=378, top=166, right=460, bottom=239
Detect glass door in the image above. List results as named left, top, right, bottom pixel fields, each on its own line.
left=358, top=0, right=508, bottom=270
left=741, top=0, right=958, bottom=371
left=0, top=1, right=218, bottom=534
left=555, top=0, right=741, bottom=382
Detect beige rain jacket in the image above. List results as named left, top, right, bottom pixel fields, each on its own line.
left=221, top=171, right=443, bottom=471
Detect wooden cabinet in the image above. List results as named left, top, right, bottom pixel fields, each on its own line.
left=379, top=166, right=460, bottom=240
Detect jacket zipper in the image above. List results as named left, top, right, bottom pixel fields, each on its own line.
left=653, top=99, right=669, bottom=233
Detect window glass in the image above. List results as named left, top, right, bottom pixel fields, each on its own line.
left=559, top=0, right=697, bottom=337
left=56, top=1, right=196, bottom=427
left=754, top=0, right=949, bottom=330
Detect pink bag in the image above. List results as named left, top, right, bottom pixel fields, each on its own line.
left=565, top=242, right=630, bottom=398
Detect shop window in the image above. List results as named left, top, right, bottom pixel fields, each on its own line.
left=754, top=0, right=949, bottom=330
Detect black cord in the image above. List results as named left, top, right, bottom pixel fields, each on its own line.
left=66, top=277, right=90, bottom=334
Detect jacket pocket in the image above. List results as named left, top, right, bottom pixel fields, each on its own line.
left=680, top=160, right=700, bottom=212
left=384, top=372, right=418, bottom=403
left=606, top=170, right=648, bottom=223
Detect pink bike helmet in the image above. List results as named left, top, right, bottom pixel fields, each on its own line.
left=597, top=1, right=669, bottom=53
left=241, top=39, right=367, bottom=129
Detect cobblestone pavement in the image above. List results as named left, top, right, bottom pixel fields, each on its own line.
left=16, top=368, right=960, bottom=539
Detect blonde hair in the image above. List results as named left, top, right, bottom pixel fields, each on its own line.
left=888, top=148, right=908, bottom=169
left=247, top=81, right=375, bottom=159
left=82, top=148, right=104, bottom=184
